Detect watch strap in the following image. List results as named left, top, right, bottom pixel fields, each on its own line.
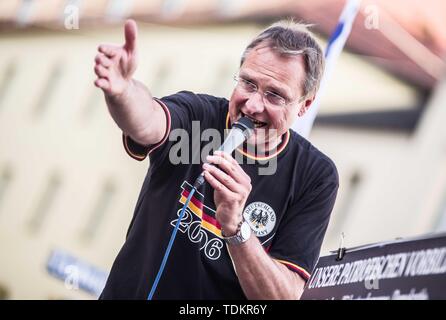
left=222, top=220, right=251, bottom=245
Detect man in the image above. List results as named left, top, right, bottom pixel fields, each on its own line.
left=94, top=19, right=338, bottom=300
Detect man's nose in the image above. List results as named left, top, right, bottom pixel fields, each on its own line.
left=244, top=92, right=265, bottom=114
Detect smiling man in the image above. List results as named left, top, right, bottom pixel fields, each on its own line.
left=94, top=19, right=339, bottom=300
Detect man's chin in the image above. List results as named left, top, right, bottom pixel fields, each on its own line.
left=246, top=133, right=270, bottom=152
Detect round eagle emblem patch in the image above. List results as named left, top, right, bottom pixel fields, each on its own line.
left=243, top=202, right=276, bottom=237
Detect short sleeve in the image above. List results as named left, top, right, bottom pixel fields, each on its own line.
left=122, top=91, right=228, bottom=166
left=268, top=161, right=339, bottom=281
left=122, top=98, right=171, bottom=161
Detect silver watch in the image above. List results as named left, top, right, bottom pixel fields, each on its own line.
left=222, top=221, right=251, bottom=245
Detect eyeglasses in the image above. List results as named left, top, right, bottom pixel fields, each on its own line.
left=233, top=75, right=301, bottom=108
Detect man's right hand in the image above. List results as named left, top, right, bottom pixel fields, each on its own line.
left=94, top=19, right=139, bottom=97
left=94, top=19, right=166, bottom=147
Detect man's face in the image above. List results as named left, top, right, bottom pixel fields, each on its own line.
left=229, top=45, right=312, bottom=151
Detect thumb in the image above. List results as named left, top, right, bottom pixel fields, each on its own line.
left=124, top=19, right=138, bottom=53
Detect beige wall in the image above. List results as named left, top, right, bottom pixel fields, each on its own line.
left=314, top=77, right=446, bottom=253
left=0, top=23, right=258, bottom=299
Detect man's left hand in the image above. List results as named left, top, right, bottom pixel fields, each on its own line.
left=203, top=151, right=252, bottom=236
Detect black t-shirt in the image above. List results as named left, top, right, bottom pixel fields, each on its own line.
left=100, top=91, right=339, bottom=299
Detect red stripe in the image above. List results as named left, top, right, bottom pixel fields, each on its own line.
left=183, top=189, right=204, bottom=211
left=122, top=134, right=147, bottom=161
left=202, top=212, right=221, bottom=229
left=182, top=189, right=221, bottom=229
left=281, top=263, right=310, bottom=281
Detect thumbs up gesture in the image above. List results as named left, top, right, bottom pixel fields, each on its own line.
left=94, top=20, right=139, bottom=97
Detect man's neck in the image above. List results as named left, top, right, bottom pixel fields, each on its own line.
left=249, top=135, right=283, bottom=155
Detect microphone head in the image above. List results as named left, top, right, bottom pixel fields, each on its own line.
left=233, top=117, right=254, bottom=139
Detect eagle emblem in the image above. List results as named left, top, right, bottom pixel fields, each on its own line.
left=243, top=202, right=276, bottom=237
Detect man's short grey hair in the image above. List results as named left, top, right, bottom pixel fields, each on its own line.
left=241, top=19, right=325, bottom=99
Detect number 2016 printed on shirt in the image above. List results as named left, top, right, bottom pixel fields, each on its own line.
left=170, top=208, right=224, bottom=260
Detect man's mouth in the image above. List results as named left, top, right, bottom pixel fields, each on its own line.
left=240, top=112, right=267, bottom=129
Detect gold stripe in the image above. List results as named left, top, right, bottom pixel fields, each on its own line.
left=180, top=195, right=222, bottom=238
left=122, top=99, right=172, bottom=161
left=123, top=134, right=147, bottom=161
left=274, top=258, right=310, bottom=278
left=237, top=130, right=290, bottom=161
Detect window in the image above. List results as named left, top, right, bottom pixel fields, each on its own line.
left=327, top=171, right=361, bottom=243
left=32, top=62, right=63, bottom=119
left=0, top=165, right=13, bottom=213
left=0, top=61, right=17, bottom=112
left=27, top=172, right=62, bottom=233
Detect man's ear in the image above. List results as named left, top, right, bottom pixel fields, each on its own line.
left=297, top=95, right=315, bottom=117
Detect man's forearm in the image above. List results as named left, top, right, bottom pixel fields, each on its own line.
left=95, top=21, right=166, bottom=146
left=204, top=152, right=305, bottom=299
left=105, top=79, right=165, bottom=146
left=227, top=236, right=305, bottom=300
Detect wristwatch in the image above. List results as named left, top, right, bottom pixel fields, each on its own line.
left=222, top=220, right=251, bottom=245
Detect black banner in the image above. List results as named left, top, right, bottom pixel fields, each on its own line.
left=301, top=233, right=446, bottom=300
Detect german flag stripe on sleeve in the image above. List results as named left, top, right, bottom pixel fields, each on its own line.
left=274, top=259, right=311, bottom=281
left=122, top=98, right=171, bottom=161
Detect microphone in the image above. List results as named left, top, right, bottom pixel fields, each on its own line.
left=193, top=117, right=254, bottom=188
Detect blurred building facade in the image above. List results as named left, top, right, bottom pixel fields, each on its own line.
left=0, top=0, right=445, bottom=299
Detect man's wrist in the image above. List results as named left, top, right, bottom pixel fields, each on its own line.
left=221, top=219, right=243, bottom=237
left=106, top=78, right=134, bottom=104
left=222, top=220, right=251, bottom=246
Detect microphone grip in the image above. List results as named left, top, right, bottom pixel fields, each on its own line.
left=192, top=118, right=253, bottom=190
left=193, top=172, right=206, bottom=189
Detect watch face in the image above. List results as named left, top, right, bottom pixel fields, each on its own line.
left=240, top=222, right=251, bottom=239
